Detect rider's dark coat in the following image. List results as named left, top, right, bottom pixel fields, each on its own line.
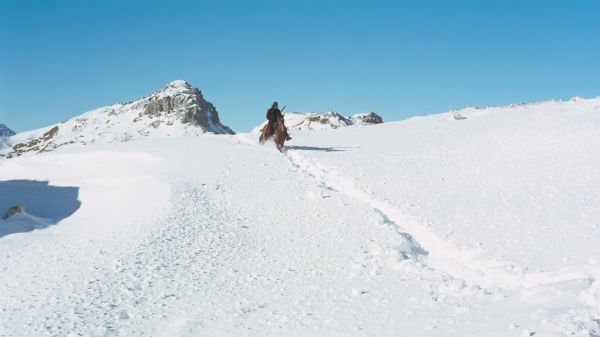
left=266, top=106, right=282, bottom=123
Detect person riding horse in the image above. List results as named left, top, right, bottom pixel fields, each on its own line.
left=266, top=102, right=291, bottom=141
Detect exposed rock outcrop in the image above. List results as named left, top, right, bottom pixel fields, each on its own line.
left=286, top=112, right=353, bottom=130
left=0, top=124, right=15, bottom=139
left=350, top=112, right=384, bottom=125
left=132, top=80, right=233, bottom=134
left=253, top=111, right=383, bottom=132
left=3, top=205, right=26, bottom=220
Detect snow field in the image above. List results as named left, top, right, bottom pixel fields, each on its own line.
left=1, top=97, right=600, bottom=336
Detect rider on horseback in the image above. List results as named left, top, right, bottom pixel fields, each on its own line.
left=266, top=101, right=291, bottom=141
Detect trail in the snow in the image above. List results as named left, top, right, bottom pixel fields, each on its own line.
left=282, top=149, right=594, bottom=291
left=3, top=130, right=599, bottom=337
left=279, top=144, right=600, bottom=336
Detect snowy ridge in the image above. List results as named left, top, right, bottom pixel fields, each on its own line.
left=440, top=95, right=600, bottom=122
left=1, top=80, right=233, bottom=158
left=252, top=111, right=383, bottom=132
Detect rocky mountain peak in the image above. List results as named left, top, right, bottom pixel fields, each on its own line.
left=167, top=79, right=192, bottom=88
left=2, top=80, right=234, bottom=158
left=0, top=124, right=16, bottom=138
left=132, top=80, right=233, bottom=134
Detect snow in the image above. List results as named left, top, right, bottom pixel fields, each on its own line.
left=152, top=80, right=193, bottom=99
left=0, top=81, right=232, bottom=159
left=251, top=111, right=382, bottom=133
left=1, top=97, right=600, bottom=336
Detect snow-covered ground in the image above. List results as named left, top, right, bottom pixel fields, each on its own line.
left=1, top=97, right=599, bottom=337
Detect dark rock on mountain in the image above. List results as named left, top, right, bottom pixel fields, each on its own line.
left=350, top=112, right=384, bottom=125
left=0, top=124, right=15, bottom=138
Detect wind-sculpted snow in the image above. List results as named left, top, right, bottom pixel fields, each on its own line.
left=0, top=180, right=80, bottom=237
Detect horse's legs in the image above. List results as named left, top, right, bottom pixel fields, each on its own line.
left=259, top=125, right=270, bottom=144
left=275, top=133, right=285, bottom=152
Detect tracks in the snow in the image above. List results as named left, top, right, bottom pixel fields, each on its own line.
left=282, top=149, right=592, bottom=291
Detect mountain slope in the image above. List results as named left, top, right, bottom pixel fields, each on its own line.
left=2, top=80, right=233, bottom=158
left=0, top=96, right=599, bottom=337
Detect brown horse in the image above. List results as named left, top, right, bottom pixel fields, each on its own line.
left=259, top=114, right=287, bottom=152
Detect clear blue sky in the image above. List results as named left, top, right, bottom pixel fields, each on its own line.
left=1, top=0, right=599, bottom=132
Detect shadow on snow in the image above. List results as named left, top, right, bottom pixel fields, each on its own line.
left=285, top=146, right=359, bottom=152
left=0, top=180, right=81, bottom=237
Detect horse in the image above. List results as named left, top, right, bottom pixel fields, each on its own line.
left=259, top=114, right=287, bottom=152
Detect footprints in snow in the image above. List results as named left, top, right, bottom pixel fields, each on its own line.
left=374, top=209, right=428, bottom=260
left=286, top=150, right=429, bottom=264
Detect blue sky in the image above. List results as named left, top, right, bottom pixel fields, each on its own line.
left=1, top=0, right=599, bottom=132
